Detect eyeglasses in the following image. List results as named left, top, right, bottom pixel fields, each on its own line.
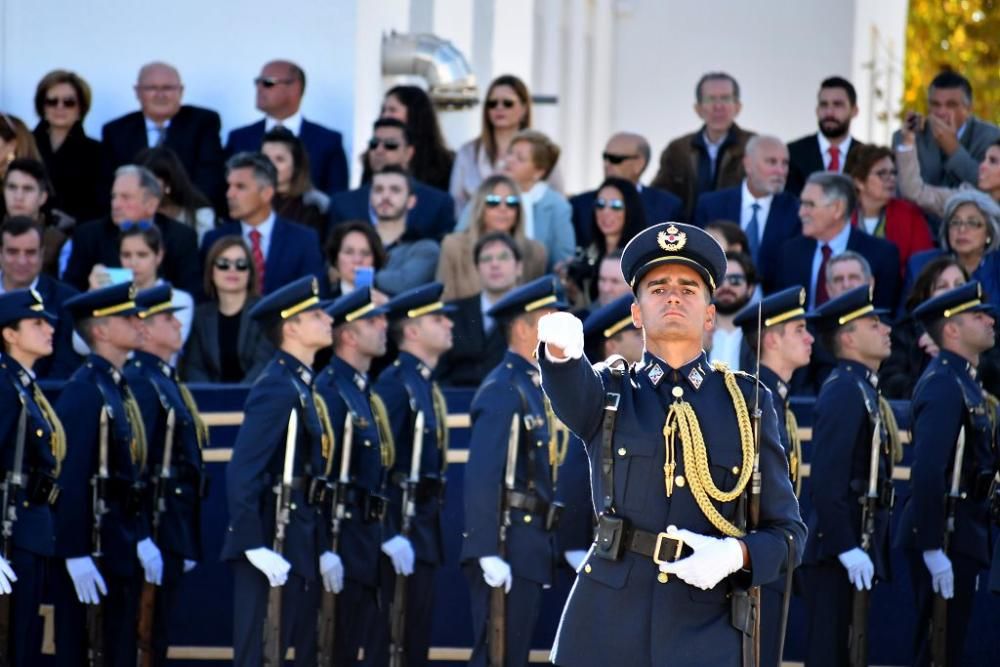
left=486, top=99, right=517, bottom=110
left=872, top=168, right=897, bottom=180
left=254, top=77, right=295, bottom=89
left=594, top=198, right=625, bottom=211
left=602, top=152, right=638, bottom=165
left=44, top=96, right=78, bottom=109
left=136, top=85, right=181, bottom=94
left=368, top=138, right=401, bottom=151
left=214, top=258, right=250, bottom=272
left=950, top=218, right=987, bottom=230
left=484, top=194, right=520, bottom=208
left=722, top=274, right=747, bottom=286
left=119, top=220, right=153, bottom=232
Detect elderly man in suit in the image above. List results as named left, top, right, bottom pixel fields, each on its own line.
left=226, top=60, right=349, bottom=196
left=570, top=132, right=683, bottom=247
left=101, top=62, right=224, bottom=206
left=786, top=76, right=865, bottom=195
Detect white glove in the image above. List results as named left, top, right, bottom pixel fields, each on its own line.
left=657, top=527, right=744, bottom=590
left=479, top=555, right=512, bottom=593
left=564, top=550, right=587, bottom=572
left=0, top=557, right=16, bottom=594
left=838, top=547, right=875, bottom=591
left=136, top=537, right=164, bottom=586
left=319, top=551, right=344, bottom=594
left=538, top=312, right=584, bottom=361
left=65, top=557, right=107, bottom=605
left=923, top=549, right=954, bottom=600
left=183, top=560, right=197, bottom=573
left=244, top=547, right=291, bottom=587
left=381, top=535, right=415, bottom=576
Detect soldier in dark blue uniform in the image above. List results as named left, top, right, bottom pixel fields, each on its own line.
left=0, top=289, right=65, bottom=665
left=365, top=282, right=454, bottom=666
left=460, top=275, right=568, bottom=667
left=799, top=285, right=896, bottom=667
left=733, top=286, right=813, bottom=667
left=895, top=281, right=998, bottom=666
left=536, top=222, right=806, bottom=667
left=219, top=276, right=335, bottom=667
left=54, top=282, right=151, bottom=666
left=126, top=284, right=206, bottom=665
left=315, top=286, right=400, bottom=666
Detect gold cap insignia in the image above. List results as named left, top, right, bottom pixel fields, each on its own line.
left=29, top=288, right=43, bottom=303
left=657, top=225, right=687, bottom=252
left=798, top=288, right=806, bottom=305
left=311, top=277, right=319, bottom=295
left=128, top=284, right=137, bottom=299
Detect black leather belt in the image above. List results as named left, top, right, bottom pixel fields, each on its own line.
left=593, top=513, right=688, bottom=563
left=24, top=470, right=60, bottom=506
left=506, top=490, right=563, bottom=531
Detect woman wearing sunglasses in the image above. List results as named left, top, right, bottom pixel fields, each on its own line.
left=438, top=174, right=547, bottom=300
left=182, top=235, right=272, bottom=382
left=31, top=70, right=102, bottom=223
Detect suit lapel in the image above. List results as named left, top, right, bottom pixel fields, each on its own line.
left=265, top=219, right=288, bottom=291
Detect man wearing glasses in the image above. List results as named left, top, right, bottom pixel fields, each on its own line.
left=101, top=62, right=225, bottom=207
left=226, top=59, right=349, bottom=196
left=569, top=132, right=683, bottom=247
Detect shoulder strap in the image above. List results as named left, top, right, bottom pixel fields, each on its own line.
left=601, top=355, right=627, bottom=514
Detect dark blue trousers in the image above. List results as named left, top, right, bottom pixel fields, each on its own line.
left=54, top=566, right=142, bottom=667
left=362, top=557, right=438, bottom=666
left=801, top=560, right=855, bottom=667
left=148, top=553, right=185, bottom=665
left=759, top=583, right=786, bottom=667
left=462, top=562, right=542, bottom=667
left=906, top=549, right=980, bottom=667
left=8, top=547, right=47, bottom=666
left=334, top=576, right=379, bottom=665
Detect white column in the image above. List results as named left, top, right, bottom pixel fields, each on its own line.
left=533, top=0, right=564, bottom=146
left=431, top=0, right=480, bottom=151
left=586, top=0, right=615, bottom=191
left=561, top=0, right=589, bottom=193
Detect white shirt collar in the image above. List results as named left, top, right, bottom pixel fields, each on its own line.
left=241, top=211, right=276, bottom=238
left=740, top=179, right=774, bottom=208
left=144, top=116, right=171, bottom=131
left=816, top=134, right=853, bottom=169
left=822, top=220, right=852, bottom=254
left=265, top=111, right=303, bottom=136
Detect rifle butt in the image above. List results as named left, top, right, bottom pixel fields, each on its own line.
left=136, top=581, right=156, bottom=667
left=930, top=594, right=948, bottom=667
left=317, top=589, right=337, bottom=666
left=0, top=595, right=11, bottom=667
left=389, top=572, right=408, bottom=667
left=86, top=601, right=105, bottom=667
left=262, top=586, right=283, bottom=667
left=847, top=588, right=870, bottom=667
left=487, top=585, right=505, bottom=667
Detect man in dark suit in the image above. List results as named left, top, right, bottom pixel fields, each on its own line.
left=437, top=232, right=520, bottom=387
left=101, top=62, right=225, bottom=206
left=328, top=118, right=455, bottom=242
left=785, top=76, right=865, bottom=195
left=64, top=165, right=201, bottom=295
left=650, top=72, right=755, bottom=220
left=201, top=152, right=326, bottom=296
left=777, top=172, right=899, bottom=311
left=225, top=60, right=349, bottom=196
left=693, top=135, right=802, bottom=293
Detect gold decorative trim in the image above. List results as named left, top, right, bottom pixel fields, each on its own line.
left=407, top=301, right=444, bottom=318
left=92, top=301, right=137, bottom=317
left=280, top=296, right=319, bottom=320
left=345, top=302, right=375, bottom=322
left=524, top=295, right=557, bottom=312
left=837, top=304, right=874, bottom=326
left=603, top=316, right=634, bottom=339
left=943, top=299, right=980, bottom=318
left=764, top=308, right=804, bottom=328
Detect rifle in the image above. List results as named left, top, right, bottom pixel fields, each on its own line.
left=263, top=409, right=297, bottom=667
left=87, top=407, right=111, bottom=667
left=0, top=402, right=27, bottom=666
left=137, top=407, right=175, bottom=667
left=488, top=414, right=519, bottom=667
left=848, top=410, right=882, bottom=667
left=389, top=410, right=424, bottom=667
left=930, top=425, right=965, bottom=667
left=318, top=412, right=353, bottom=665
left=742, top=302, right=763, bottom=667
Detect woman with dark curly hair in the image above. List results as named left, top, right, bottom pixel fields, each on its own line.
left=136, top=146, right=215, bottom=242
left=378, top=84, right=455, bottom=191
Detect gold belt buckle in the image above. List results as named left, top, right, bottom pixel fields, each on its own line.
left=652, top=532, right=684, bottom=565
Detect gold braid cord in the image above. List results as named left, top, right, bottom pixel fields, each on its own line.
left=123, top=387, right=149, bottom=473
left=370, top=392, right=395, bottom=469
left=785, top=406, right=802, bottom=497
left=432, top=382, right=450, bottom=472
left=983, top=390, right=999, bottom=440
left=33, top=385, right=66, bottom=477
left=662, top=369, right=754, bottom=537
left=313, top=392, right=337, bottom=477
left=179, top=383, right=210, bottom=450
left=543, top=396, right=570, bottom=487
left=878, top=396, right=903, bottom=464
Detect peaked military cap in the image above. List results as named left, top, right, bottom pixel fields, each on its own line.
left=487, top=274, right=569, bottom=322
left=135, top=283, right=186, bottom=319
left=808, top=284, right=889, bottom=333
left=733, top=286, right=808, bottom=332
left=583, top=293, right=637, bottom=342
left=912, top=280, right=995, bottom=325
left=383, top=282, right=457, bottom=321
left=325, top=286, right=388, bottom=327
left=64, top=282, right=144, bottom=320
left=620, top=221, right=727, bottom=294
left=0, top=288, right=57, bottom=327
left=249, top=275, right=326, bottom=326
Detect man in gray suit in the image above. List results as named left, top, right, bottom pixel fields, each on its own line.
left=894, top=71, right=1000, bottom=188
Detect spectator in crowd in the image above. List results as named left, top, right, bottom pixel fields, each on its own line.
left=101, top=62, right=225, bottom=207
left=324, top=220, right=387, bottom=299
left=708, top=251, right=757, bottom=371
left=3, top=159, right=70, bottom=276
left=897, top=133, right=1000, bottom=219
left=449, top=74, right=563, bottom=215
left=136, top=146, right=216, bottom=243
left=594, top=248, right=630, bottom=306
left=846, top=144, right=933, bottom=271
left=260, top=127, right=328, bottom=238
left=182, top=235, right=272, bottom=383
left=226, top=59, right=348, bottom=195
left=202, top=152, right=326, bottom=296
left=437, top=174, right=545, bottom=301
left=0, top=113, right=41, bottom=181
left=650, top=72, right=754, bottom=219
left=569, top=132, right=683, bottom=246
left=64, top=165, right=200, bottom=294
left=778, top=172, right=899, bottom=310
left=499, top=129, right=574, bottom=269
left=377, top=84, right=455, bottom=191
left=436, top=231, right=521, bottom=387
left=893, top=71, right=1000, bottom=189
left=31, top=69, right=102, bottom=222
left=824, top=250, right=874, bottom=300
left=561, top=176, right=646, bottom=306
left=367, top=166, right=440, bottom=295
left=704, top=219, right=750, bottom=254
left=693, top=134, right=801, bottom=293
left=329, top=118, right=455, bottom=242
left=880, top=256, right=968, bottom=399
left=0, top=216, right=79, bottom=378
left=785, top=76, right=864, bottom=194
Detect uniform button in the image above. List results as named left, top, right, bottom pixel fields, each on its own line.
left=675, top=475, right=685, bottom=488
left=35, top=428, right=43, bottom=438
left=524, top=515, right=532, bottom=524
left=175, top=488, right=182, bottom=495
left=731, top=466, right=740, bottom=475
left=22, top=501, right=28, bottom=508
left=346, top=511, right=353, bottom=519
left=364, top=440, right=372, bottom=447
left=617, top=447, right=626, bottom=457
left=657, top=572, right=669, bottom=584
left=584, top=564, right=592, bottom=574
left=537, top=441, right=543, bottom=448
left=672, top=386, right=683, bottom=398
left=290, top=503, right=297, bottom=510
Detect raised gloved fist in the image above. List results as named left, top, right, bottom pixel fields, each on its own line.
left=245, top=547, right=291, bottom=587
left=838, top=547, right=875, bottom=591
left=657, top=527, right=744, bottom=590
left=537, top=312, right=584, bottom=361
left=479, top=555, right=512, bottom=593
left=923, top=549, right=954, bottom=600
left=381, top=535, right=415, bottom=576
